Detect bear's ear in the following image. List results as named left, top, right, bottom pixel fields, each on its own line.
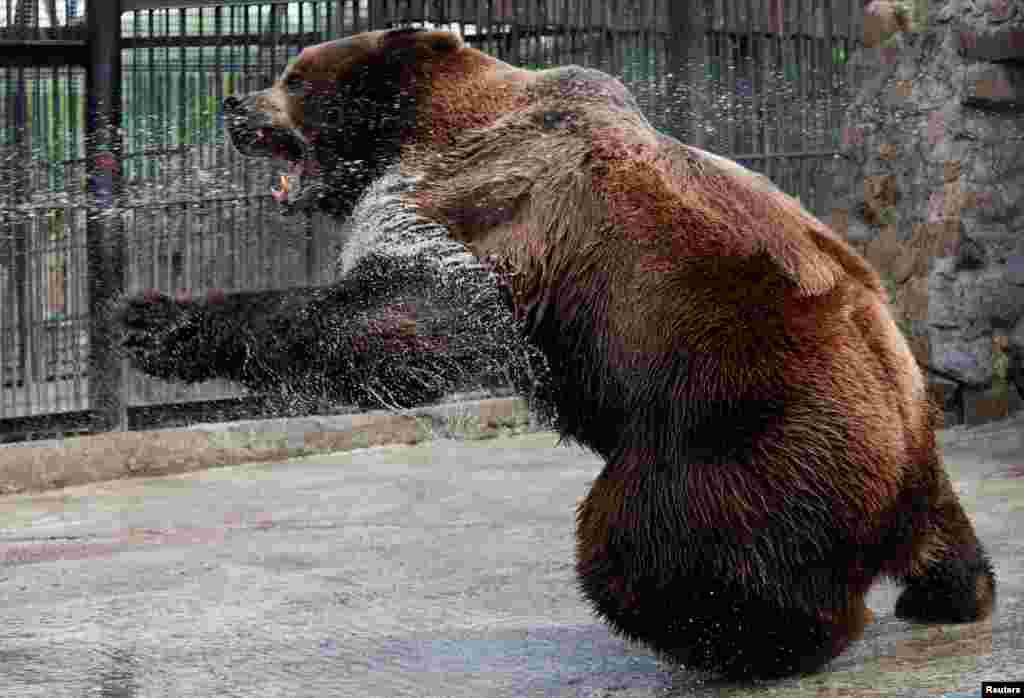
left=379, top=28, right=462, bottom=58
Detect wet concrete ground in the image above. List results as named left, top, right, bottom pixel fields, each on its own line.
left=1, top=429, right=1022, bottom=697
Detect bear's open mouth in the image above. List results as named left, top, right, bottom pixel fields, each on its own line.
left=271, top=158, right=321, bottom=204
left=246, top=126, right=322, bottom=206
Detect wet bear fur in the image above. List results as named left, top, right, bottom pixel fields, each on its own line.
left=209, top=28, right=994, bottom=678
left=116, top=172, right=551, bottom=415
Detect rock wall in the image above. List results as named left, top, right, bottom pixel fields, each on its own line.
left=832, top=0, right=1024, bottom=426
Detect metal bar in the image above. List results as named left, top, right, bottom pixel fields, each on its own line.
left=474, top=0, right=483, bottom=49
left=536, top=0, right=544, bottom=63
left=569, top=0, right=577, bottom=56
left=123, top=0, right=294, bottom=10
left=607, top=0, right=616, bottom=74
left=46, top=65, right=61, bottom=403
left=199, top=4, right=208, bottom=171
left=793, top=0, right=803, bottom=157
left=177, top=6, right=188, bottom=195
left=745, top=0, right=756, bottom=158
left=644, top=0, right=652, bottom=65
left=653, top=0, right=661, bottom=121
left=122, top=33, right=314, bottom=50
left=85, top=0, right=126, bottom=431
left=28, top=201, right=40, bottom=406
left=214, top=5, right=225, bottom=169
left=730, top=149, right=841, bottom=160
left=587, top=0, right=595, bottom=66
left=727, top=10, right=737, bottom=155
left=821, top=0, right=834, bottom=214
left=752, top=0, right=761, bottom=157
left=600, top=0, right=609, bottom=70
left=666, top=0, right=702, bottom=147
left=5, top=62, right=30, bottom=400
left=509, top=0, right=520, bottom=63
left=527, top=0, right=536, bottom=64
left=484, top=0, right=493, bottom=56
left=0, top=42, right=89, bottom=66
left=558, top=0, right=567, bottom=63
left=798, top=0, right=810, bottom=206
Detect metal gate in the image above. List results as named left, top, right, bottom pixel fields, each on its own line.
left=0, top=0, right=862, bottom=439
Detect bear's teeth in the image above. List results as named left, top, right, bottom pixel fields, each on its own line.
left=271, top=173, right=301, bottom=204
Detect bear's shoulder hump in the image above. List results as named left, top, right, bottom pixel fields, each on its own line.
left=531, top=66, right=641, bottom=113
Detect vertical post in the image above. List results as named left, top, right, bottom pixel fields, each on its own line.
left=368, top=0, right=387, bottom=30
left=667, top=0, right=705, bottom=147
left=10, top=68, right=30, bottom=390
left=606, top=0, right=616, bottom=74
left=86, top=0, right=126, bottom=432
left=820, top=0, right=835, bottom=218
left=509, top=0, right=521, bottom=64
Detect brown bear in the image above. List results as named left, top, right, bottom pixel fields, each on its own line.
left=222, top=28, right=995, bottom=679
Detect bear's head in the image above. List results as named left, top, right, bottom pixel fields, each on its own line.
left=223, top=27, right=532, bottom=219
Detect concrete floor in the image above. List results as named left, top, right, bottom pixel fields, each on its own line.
left=1, top=430, right=1022, bottom=697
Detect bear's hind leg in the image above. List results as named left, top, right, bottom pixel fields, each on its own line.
left=691, top=590, right=872, bottom=679
left=893, top=487, right=996, bottom=623
left=580, top=565, right=872, bottom=679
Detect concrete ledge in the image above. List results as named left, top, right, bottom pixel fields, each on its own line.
left=4, top=392, right=1015, bottom=497
left=0, top=397, right=536, bottom=496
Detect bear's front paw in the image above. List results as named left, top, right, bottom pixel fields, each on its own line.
left=895, top=552, right=996, bottom=623
left=113, top=289, right=207, bottom=381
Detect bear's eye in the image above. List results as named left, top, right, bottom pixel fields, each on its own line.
left=285, top=76, right=305, bottom=94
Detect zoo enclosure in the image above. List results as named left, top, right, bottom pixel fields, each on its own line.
left=0, top=0, right=864, bottom=439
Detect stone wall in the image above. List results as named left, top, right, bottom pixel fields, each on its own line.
left=832, top=0, right=1024, bottom=426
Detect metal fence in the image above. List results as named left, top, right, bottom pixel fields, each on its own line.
left=0, top=0, right=862, bottom=439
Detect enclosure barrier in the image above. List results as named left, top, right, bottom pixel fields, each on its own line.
left=0, top=0, right=862, bottom=440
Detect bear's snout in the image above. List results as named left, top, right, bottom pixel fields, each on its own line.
left=222, top=93, right=275, bottom=131
left=222, top=92, right=304, bottom=161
